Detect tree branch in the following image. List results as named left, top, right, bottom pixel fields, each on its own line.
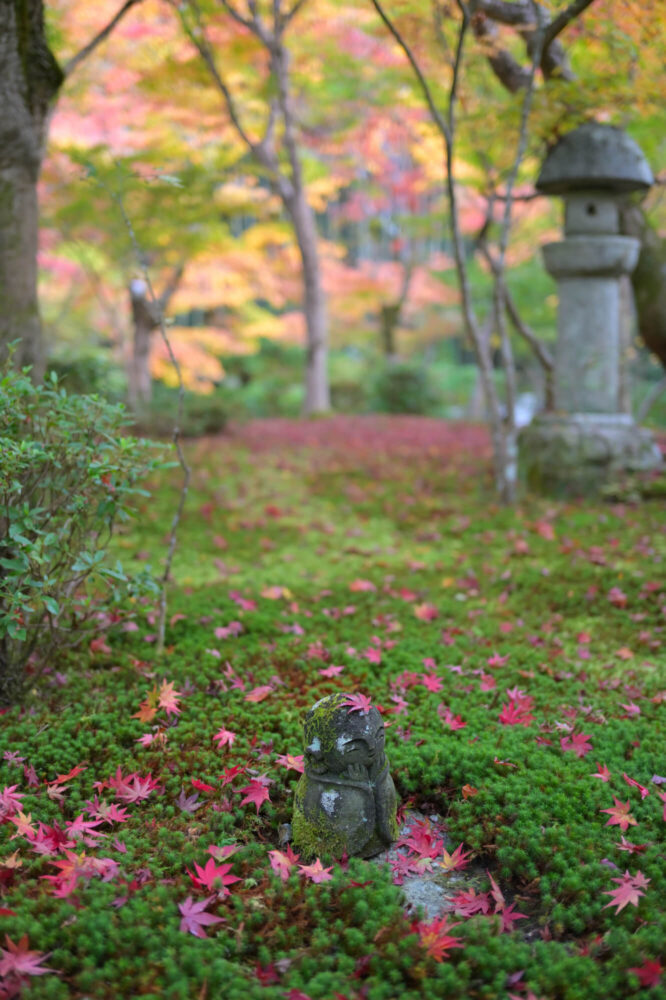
left=369, top=0, right=451, bottom=143
left=541, top=0, right=596, bottom=49
left=63, top=0, right=145, bottom=78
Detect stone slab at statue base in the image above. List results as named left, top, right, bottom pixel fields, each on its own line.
left=519, top=413, right=662, bottom=497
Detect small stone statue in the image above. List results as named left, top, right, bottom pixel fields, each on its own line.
left=292, top=692, right=398, bottom=859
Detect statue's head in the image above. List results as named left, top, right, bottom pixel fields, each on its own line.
left=302, top=693, right=386, bottom=778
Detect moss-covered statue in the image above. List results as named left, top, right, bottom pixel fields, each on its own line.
left=292, top=692, right=398, bottom=859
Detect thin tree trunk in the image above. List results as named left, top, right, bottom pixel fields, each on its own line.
left=0, top=166, right=44, bottom=379
left=286, top=189, right=330, bottom=414
left=380, top=304, right=400, bottom=358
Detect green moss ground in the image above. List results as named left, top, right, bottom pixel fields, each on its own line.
left=1, top=416, right=664, bottom=999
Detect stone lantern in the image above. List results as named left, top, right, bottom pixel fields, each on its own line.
left=519, top=122, right=662, bottom=495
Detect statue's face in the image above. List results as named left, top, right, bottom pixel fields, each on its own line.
left=304, top=706, right=386, bottom=777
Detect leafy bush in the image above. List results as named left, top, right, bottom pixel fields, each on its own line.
left=0, top=364, right=162, bottom=704
left=46, top=352, right=127, bottom=403
left=370, top=362, right=441, bottom=415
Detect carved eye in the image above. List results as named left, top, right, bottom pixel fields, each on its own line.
left=343, top=739, right=367, bottom=754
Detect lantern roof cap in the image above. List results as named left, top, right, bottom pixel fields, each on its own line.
left=536, top=122, right=653, bottom=195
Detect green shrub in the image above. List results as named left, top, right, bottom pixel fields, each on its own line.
left=0, top=364, right=162, bottom=704
left=370, top=362, right=441, bottom=415
left=46, top=352, right=127, bottom=403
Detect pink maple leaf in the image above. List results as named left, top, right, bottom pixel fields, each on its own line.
left=560, top=733, right=592, bottom=758
left=157, top=680, right=182, bottom=716
left=603, top=871, right=649, bottom=913
left=245, top=685, right=274, bottom=703
left=622, top=773, right=649, bottom=799
left=591, top=762, right=611, bottom=782
left=614, top=836, right=648, bottom=854
left=363, top=647, right=382, bottom=665
left=421, top=674, right=443, bottom=692
left=341, top=693, right=373, bottom=716
left=349, top=579, right=376, bottom=592
left=298, top=858, right=333, bottom=883
left=601, top=797, right=638, bottom=832
left=319, top=665, right=344, bottom=678
left=213, top=728, right=236, bottom=749
left=438, top=704, right=467, bottom=731
left=275, top=754, right=305, bottom=773
left=414, top=603, right=438, bottom=622
left=186, top=858, right=241, bottom=897
left=178, top=896, right=225, bottom=937
left=499, top=700, right=533, bottom=727
left=0, top=934, right=54, bottom=977
left=269, top=845, right=300, bottom=882
left=239, top=780, right=271, bottom=814
left=487, top=653, right=509, bottom=668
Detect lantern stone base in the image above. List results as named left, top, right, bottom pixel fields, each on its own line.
left=519, top=413, right=662, bottom=497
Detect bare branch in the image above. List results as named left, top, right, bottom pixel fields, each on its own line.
left=63, top=0, right=145, bottom=78
left=370, top=0, right=451, bottom=143
left=218, top=0, right=254, bottom=31
left=157, top=263, right=185, bottom=313
left=542, top=0, right=597, bottom=49
left=282, top=0, right=310, bottom=27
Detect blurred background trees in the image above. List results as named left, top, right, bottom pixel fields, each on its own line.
left=4, top=0, right=663, bottom=432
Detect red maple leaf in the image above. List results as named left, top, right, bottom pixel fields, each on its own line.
left=298, top=858, right=333, bottom=883
left=218, top=765, right=245, bottom=787
left=601, top=797, right=638, bottom=832
left=628, top=959, right=662, bottom=989
left=438, top=704, right=467, bottom=730
left=603, top=870, right=649, bottom=913
left=275, top=754, right=305, bottom=773
left=499, top=700, right=533, bottom=727
left=186, top=858, right=240, bottom=897
left=560, top=733, right=593, bottom=758
left=622, top=773, right=649, bottom=799
left=451, top=888, right=491, bottom=916
left=498, top=902, right=528, bottom=933
left=178, top=896, right=225, bottom=937
left=349, top=579, right=376, bottom=592
left=0, top=934, right=54, bottom=977
left=213, top=728, right=236, bottom=749
left=413, top=914, right=463, bottom=961
left=591, top=762, right=611, bottom=781
left=614, top=836, right=648, bottom=854
left=239, top=779, right=271, bottom=814
left=341, top=693, right=373, bottom=715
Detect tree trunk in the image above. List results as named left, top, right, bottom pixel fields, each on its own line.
left=128, top=280, right=155, bottom=413
left=0, top=166, right=44, bottom=378
left=286, top=190, right=330, bottom=414
left=380, top=303, right=400, bottom=359
left=0, top=1, right=63, bottom=379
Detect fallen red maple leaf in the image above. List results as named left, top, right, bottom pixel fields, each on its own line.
left=0, top=934, right=54, bottom=977
left=628, top=959, right=662, bottom=988
left=560, top=733, right=592, bottom=758
left=341, top=693, right=373, bottom=716
left=413, top=914, right=463, bottom=961
left=298, top=858, right=333, bottom=883
left=178, top=895, right=225, bottom=937
left=601, top=797, right=638, bottom=832
left=239, top=779, right=271, bottom=814
left=186, top=858, right=241, bottom=896
left=603, top=870, right=649, bottom=913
